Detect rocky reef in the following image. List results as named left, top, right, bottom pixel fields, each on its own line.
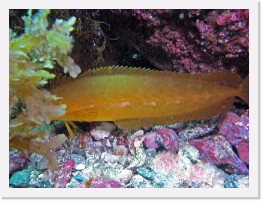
left=9, top=9, right=249, bottom=188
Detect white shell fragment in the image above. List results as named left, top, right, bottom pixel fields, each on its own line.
left=75, top=163, right=85, bottom=171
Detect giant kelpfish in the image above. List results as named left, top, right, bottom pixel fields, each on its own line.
left=51, top=66, right=248, bottom=138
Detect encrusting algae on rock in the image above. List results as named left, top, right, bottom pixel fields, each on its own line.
left=52, top=66, right=248, bottom=130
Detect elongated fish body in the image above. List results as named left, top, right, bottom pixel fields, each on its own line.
left=52, top=66, right=248, bottom=129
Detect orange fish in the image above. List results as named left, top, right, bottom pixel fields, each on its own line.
left=52, top=66, right=248, bottom=131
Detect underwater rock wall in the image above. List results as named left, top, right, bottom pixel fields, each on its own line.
left=93, top=9, right=248, bottom=76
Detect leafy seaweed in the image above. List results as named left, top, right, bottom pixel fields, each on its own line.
left=9, top=9, right=81, bottom=171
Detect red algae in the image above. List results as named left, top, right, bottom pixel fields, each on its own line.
left=54, top=160, right=75, bottom=188
left=190, top=135, right=248, bottom=175
left=90, top=177, right=121, bottom=188
left=94, top=9, right=248, bottom=74
left=219, top=111, right=249, bottom=145
left=156, top=128, right=179, bottom=153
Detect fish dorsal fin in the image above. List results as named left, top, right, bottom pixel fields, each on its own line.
left=193, top=72, right=242, bottom=88
left=51, top=66, right=142, bottom=89
left=83, top=66, right=242, bottom=88
left=79, top=66, right=170, bottom=78
left=52, top=66, right=241, bottom=90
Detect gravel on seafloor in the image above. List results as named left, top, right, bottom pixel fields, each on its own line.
left=9, top=112, right=249, bottom=188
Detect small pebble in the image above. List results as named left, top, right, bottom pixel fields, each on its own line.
left=9, top=170, right=31, bottom=187
left=224, top=174, right=249, bottom=188
left=105, top=139, right=112, bottom=147
left=130, top=174, right=152, bottom=188
left=102, top=153, right=120, bottom=163
left=75, top=163, right=86, bottom=171
left=67, top=177, right=81, bottom=188
left=235, top=141, right=249, bottom=165
left=145, top=148, right=156, bottom=158
left=118, top=156, right=128, bottom=166
left=129, top=130, right=144, bottom=155
left=156, top=128, right=180, bottom=153
left=152, top=151, right=178, bottom=176
left=90, top=129, right=110, bottom=141
left=70, top=154, right=86, bottom=165
left=9, top=150, right=27, bottom=175
left=91, top=177, right=121, bottom=188
left=136, top=167, right=155, bottom=180
left=81, top=167, right=95, bottom=179
left=99, top=122, right=116, bottom=132
left=143, top=132, right=159, bottom=149
left=180, top=144, right=199, bottom=163
left=90, top=122, right=116, bottom=140
left=127, top=137, right=147, bottom=169
left=113, top=145, right=128, bottom=156
left=73, top=174, right=86, bottom=182
left=115, top=169, right=133, bottom=184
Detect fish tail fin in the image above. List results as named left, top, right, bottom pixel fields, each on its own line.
left=239, top=75, right=249, bottom=104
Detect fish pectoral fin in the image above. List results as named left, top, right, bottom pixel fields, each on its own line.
left=66, top=107, right=98, bottom=122
left=64, top=121, right=84, bottom=139
left=64, top=121, right=75, bottom=139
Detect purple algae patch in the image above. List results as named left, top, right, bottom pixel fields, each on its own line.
left=143, top=131, right=160, bottom=149
left=219, top=111, right=249, bottom=146
left=156, top=128, right=179, bottom=153
left=54, top=159, right=75, bottom=188
left=91, top=177, right=121, bottom=188
left=9, top=151, right=27, bottom=175
left=190, top=135, right=248, bottom=175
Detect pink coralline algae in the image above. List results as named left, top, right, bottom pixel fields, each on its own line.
left=131, top=10, right=162, bottom=27
left=235, top=141, right=249, bottom=165
left=190, top=135, right=248, bottom=175
left=219, top=111, right=249, bottom=165
left=117, top=135, right=128, bottom=146
left=95, top=9, right=248, bottom=74
left=9, top=151, right=27, bottom=175
left=146, top=9, right=248, bottom=72
left=79, top=132, right=92, bottom=149
left=54, top=159, right=75, bottom=188
left=152, top=151, right=178, bottom=175
left=178, top=123, right=216, bottom=141
left=143, top=131, right=159, bottom=149
left=195, top=10, right=248, bottom=58
left=156, top=128, right=180, bottom=153
left=90, top=177, right=121, bottom=188
left=189, top=161, right=228, bottom=187
left=219, top=111, right=249, bottom=145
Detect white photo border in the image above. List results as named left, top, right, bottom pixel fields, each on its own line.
left=1, top=0, right=259, bottom=198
